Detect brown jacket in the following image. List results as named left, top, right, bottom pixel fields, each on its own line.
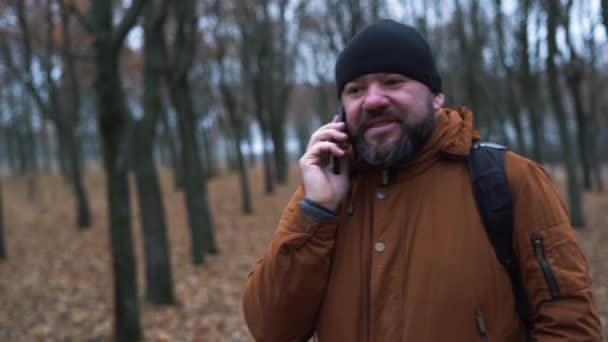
left=243, top=108, right=603, bottom=341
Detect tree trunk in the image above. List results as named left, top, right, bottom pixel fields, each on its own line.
left=170, top=86, right=218, bottom=264
left=269, top=1, right=291, bottom=185
left=560, top=2, right=591, bottom=191
left=15, top=119, right=28, bottom=175
left=3, top=126, right=18, bottom=174
left=160, top=110, right=183, bottom=189
left=9, top=0, right=92, bottom=227
left=22, top=101, right=38, bottom=202
left=296, top=120, right=310, bottom=158
left=562, top=1, right=592, bottom=191
left=589, top=117, right=604, bottom=192
left=602, top=0, right=608, bottom=34
left=566, top=77, right=592, bottom=190
left=59, top=0, right=92, bottom=229
left=246, top=129, right=256, bottom=167
left=156, top=133, right=171, bottom=167
left=131, top=0, right=175, bottom=304
left=217, top=76, right=253, bottom=214
left=39, top=122, right=54, bottom=171
left=90, top=0, right=144, bottom=339
left=95, top=66, right=141, bottom=340
left=0, top=128, right=6, bottom=171
left=235, top=131, right=253, bottom=214
left=224, top=138, right=237, bottom=171
left=518, top=0, right=544, bottom=163
left=493, top=0, right=525, bottom=154
left=255, top=113, right=274, bottom=195
left=261, top=131, right=274, bottom=194
left=270, top=121, right=288, bottom=185
left=132, top=139, right=175, bottom=304
left=60, top=127, right=92, bottom=228
left=316, top=84, right=333, bottom=123
left=545, top=0, right=585, bottom=227
left=238, top=1, right=279, bottom=192
left=586, top=35, right=604, bottom=192
left=488, top=80, right=512, bottom=146
left=169, top=0, right=218, bottom=265
left=0, top=178, right=5, bottom=260
left=253, top=95, right=274, bottom=194
left=199, top=126, right=217, bottom=179
left=57, top=136, right=73, bottom=184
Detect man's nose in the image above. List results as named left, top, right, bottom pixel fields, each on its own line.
left=362, top=84, right=389, bottom=112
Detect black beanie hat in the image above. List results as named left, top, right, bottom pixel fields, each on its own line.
left=335, top=19, right=442, bottom=97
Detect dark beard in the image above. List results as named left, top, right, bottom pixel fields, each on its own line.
left=351, top=100, right=436, bottom=168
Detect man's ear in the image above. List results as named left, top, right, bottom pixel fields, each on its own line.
left=432, top=93, right=445, bottom=111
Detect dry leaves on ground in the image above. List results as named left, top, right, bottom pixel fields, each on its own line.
left=0, top=166, right=606, bottom=340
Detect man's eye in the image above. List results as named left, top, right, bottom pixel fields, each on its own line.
left=385, top=78, right=404, bottom=86
left=346, top=86, right=362, bottom=94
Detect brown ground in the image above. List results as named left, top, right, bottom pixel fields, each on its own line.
left=0, top=166, right=606, bottom=341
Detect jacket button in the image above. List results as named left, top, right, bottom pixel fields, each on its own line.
left=376, top=191, right=386, bottom=199
left=374, top=242, right=385, bottom=252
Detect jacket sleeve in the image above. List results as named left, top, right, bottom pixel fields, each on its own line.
left=506, top=153, right=604, bottom=341
left=243, top=186, right=339, bottom=341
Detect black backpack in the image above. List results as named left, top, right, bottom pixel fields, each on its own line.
left=468, top=141, right=533, bottom=324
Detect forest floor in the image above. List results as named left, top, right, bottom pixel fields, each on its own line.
left=0, top=165, right=606, bottom=341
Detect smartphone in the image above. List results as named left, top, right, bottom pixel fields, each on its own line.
left=331, top=108, right=347, bottom=175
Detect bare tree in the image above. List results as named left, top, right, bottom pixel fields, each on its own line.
left=167, top=0, right=218, bottom=264
left=159, top=109, right=183, bottom=189
left=14, top=87, right=38, bottom=201
left=131, top=0, right=175, bottom=304
left=0, top=178, right=5, bottom=260
left=87, top=0, right=147, bottom=339
left=324, top=0, right=367, bottom=51
left=1, top=0, right=92, bottom=228
left=267, top=0, right=294, bottom=185
left=237, top=0, right=276, bottom=194
left=0, top=86, right=18, bottom=174
left=544, top=0, right=585, bottom=227
left=0, top=91, right=7, bottom=260
left=493, top=0, right=526, bottom=154
left=0, top=4, right=40, bottom=202
left=0, top=103, right=19, bottom=173
left=294, top=3, right=338, bottom=124
left=191, top=64, right=220, bottom=179
left=290, top=84, right=318, bottom=157
left=517, top=0, right=544, bottom=163
left=56, top=0, right=92, bottom=227
left=563, top=0, right=592, bottom=190
left=212, top=0, right=253, bottom=214
left=583, top=13, right=604, bottom=192
left=453, top=0, right=482, bottom=118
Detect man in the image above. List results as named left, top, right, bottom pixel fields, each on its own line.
left=243, top=19, right=603, bottom=341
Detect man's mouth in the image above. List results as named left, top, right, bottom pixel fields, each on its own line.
left=364, top=118, right=400, bottom=131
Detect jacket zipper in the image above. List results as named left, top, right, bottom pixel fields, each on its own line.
left=475, top=308, right=488, bottom=342
left=530, top=233, right=560, bottom=298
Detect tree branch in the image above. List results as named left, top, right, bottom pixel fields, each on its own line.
left=58, top=0, right=94, bottom=33
left=112, top=0, right=147, bottom=51
left=0, top=38, right=52, bottom=118
left=15, top=0, right=33, bottom=70
left=601, top=0, right=608, bottom=34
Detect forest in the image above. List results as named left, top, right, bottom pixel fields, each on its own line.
left=0, top=0, right=607, bottom=340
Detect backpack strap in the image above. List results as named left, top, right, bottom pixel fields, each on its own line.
left=468, top=142, right=533, bottom=324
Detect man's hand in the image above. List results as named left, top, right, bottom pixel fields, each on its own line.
left=299, top=118, right=350, bottom=211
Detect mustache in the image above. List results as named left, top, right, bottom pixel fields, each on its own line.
left=355, top=107, right=405, bottom=131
